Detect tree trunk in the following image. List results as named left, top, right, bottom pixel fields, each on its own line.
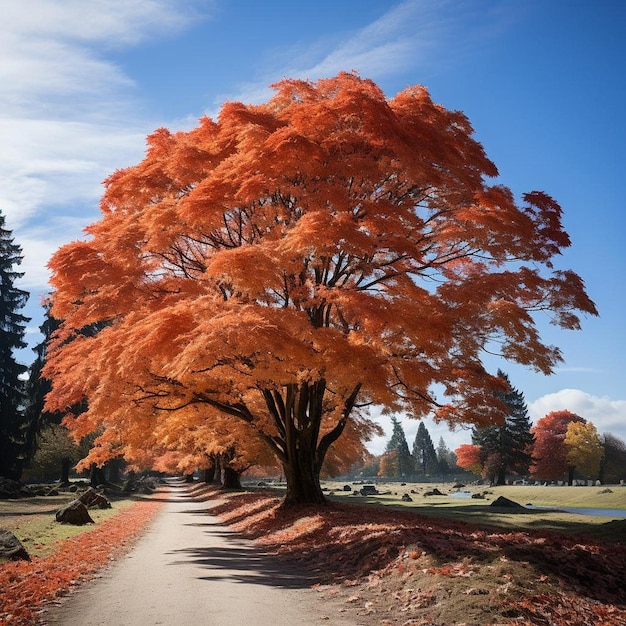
left=90, top=464, right=106, bottom=487
left=60, top=457, right=71, bottom=485
left=496, top=468, right=506, bottom=486
left=282, top=442, right=326, bottom=507
left=184, top=473, right=194, bottom=483
left=107, top=457, right=124, bottom=485
left=567, top=466, right=575, bottom=486
left=202, top=465, right=216, bottom=483
left=222, top=466, right=242, bottom=489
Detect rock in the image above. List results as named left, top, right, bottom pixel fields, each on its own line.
left=0, top=529, right=30, bottom=561
left=360, top=485, right=378, bottom=496
left=78, top=487, right=111, bottom=509
left=46, top=488, right=60, bottom=496
left=423, top=488, right=445, bottom=496
left=401, top=493, right=413, bottom=502
left=471, top=492, right=486, bottom=499
left=0, top=478, right=32, bottom=500
left=343, top=485, right=352, bottom=491
left=55, top=500, right=95, bottom=525
left=490, top=496, right=525, bottom=509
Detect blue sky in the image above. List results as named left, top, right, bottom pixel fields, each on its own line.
left=2, top=0, right=624, bottom=455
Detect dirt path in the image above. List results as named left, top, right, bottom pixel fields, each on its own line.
left=41, top=479, right=354, bottom=626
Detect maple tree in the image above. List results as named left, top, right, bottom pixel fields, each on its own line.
left=454, top=443, right=482, bottom=476
left=531, top=410, right=586, bottom=484
left=44, top=72, right=597, bottom=505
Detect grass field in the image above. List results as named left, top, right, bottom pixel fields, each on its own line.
left=316, top=480, right=626, bottom=541
left=0, top=491, right=138, bottom=560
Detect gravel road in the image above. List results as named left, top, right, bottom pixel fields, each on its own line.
left=41, top=479, right=355, bottom=626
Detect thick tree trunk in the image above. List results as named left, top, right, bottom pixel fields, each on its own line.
left=222, top=467, right=242, bottom=489
left=282, top=443, right=326, bottom=507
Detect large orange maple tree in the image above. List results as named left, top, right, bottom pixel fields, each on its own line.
left=44, top=72, right=596, bottom=505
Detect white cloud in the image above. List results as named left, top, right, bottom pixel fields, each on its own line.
left=0, top=0, right=210, bottom=292
left=529, top=389, right=626, bottom=442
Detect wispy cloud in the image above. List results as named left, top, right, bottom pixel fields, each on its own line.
left=216, top=0, right=520, bottom=110
left=0, top=0, right=210, bottom=294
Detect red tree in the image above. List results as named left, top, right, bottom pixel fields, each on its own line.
left=531, top=410, right=586, bottom=484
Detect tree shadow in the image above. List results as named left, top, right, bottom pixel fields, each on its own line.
left=166, top=538, right=317, bottom=590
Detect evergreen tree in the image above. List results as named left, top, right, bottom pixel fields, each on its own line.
left=23, top=301, right=60, bottom=465
left=385, top=416, right=414, bottom=478
left=472, top=370, right=533, bottom=485
left=0, top=212, right=30, bottom=479
left=412, top=422, right=438, bottom=475
left=436, top=436, right=457, bottom=476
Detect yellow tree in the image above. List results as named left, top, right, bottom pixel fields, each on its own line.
left=44, top=73, right=596, bottom=506
left=565, top=421, right=603, bottom=482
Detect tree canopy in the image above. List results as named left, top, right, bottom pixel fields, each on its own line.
left=44, top=72, right=597, bottom=505
left=531, top=410, right=586, bottom=484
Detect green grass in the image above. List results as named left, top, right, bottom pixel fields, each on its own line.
left=319, top=480, right=626, bottom=541
left=0, top=494, right=137, bottom=559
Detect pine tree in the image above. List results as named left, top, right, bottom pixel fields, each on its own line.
left=436, top=436, right=457, bottom=476
left=0, top=212, right=30, bottom=479
left=385, top=417, right=414, bottom=478
left=472, top=370, right=534, bottom=485
left=22, top=302, right=79, bottom=480
left=412, top=422, right=438, bottom=476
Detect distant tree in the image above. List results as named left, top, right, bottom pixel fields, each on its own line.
left=378, top=450, right=398, bottom=478
left=385, top=417, right=415, bottom=478
left=435, top=436, right=457, bottom=476
left=565, top=421, right=603, bottom=481
left=28, top=423, right=84, bottom=482
left=0, top=212, right=30, bottom=480
left=531, top=410, right=586, bottom=485
left=412, top=422, right=438, bottom=476
left=455, top=443, right=482, bottom=476
left=22, top=302, right=60, bottom=463
left=359, top=455, right=381, bottom=477
left=600, top=433, right=626, bottom=484
left=471, top=370, right=534, bottom=485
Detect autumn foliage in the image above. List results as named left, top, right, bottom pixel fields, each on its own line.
left=44, top=72, right=597, bottom=505
left=531, top=410, right=587, bottom=484
left=0, top=499, right=161, bottom=625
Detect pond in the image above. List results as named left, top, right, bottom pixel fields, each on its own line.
left=525, top=504, right=626, bottom=519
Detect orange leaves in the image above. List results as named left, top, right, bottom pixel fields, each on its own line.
left=45, top=72, right=597, bottom=500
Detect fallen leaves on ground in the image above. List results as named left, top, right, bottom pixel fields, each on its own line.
left=0, top=498, right=162, bottom=626
left=204, top=486, right=626, bottom=625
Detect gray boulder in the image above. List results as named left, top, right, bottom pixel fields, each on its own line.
left=0, top=529, right=30, bottom=561
left=55, top=500, right=95, bottom=525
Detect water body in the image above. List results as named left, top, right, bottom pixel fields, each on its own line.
left=449, top=492, right=626, bottom=518
left=525, top=504, right=626, bottom=519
